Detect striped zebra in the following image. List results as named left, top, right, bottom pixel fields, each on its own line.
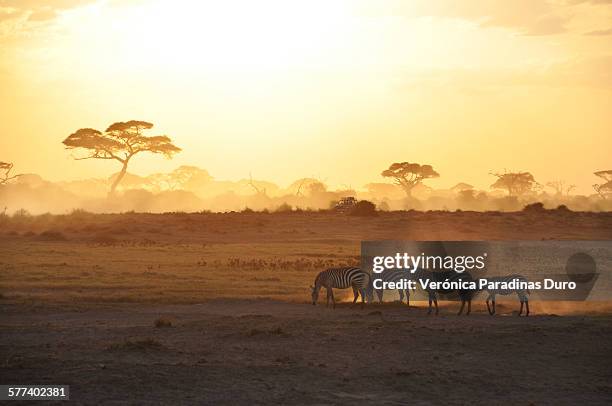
left=372, top=269, right=414, bottom=306
left=411, top=268, right=476, bottom=315
left=310, top=267, right=371, bottom=309
left=479, top=275, right=530, bottom=316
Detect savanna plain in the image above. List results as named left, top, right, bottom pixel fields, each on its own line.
left=1, top=210, right=611, bottom=405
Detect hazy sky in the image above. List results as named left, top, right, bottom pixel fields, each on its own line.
left=1, top=0, right=611, bottom=193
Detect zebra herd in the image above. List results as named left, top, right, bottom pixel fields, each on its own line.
left=310, top=266, right=530, bottom=316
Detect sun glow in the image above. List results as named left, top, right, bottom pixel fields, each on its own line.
left=90, top=0, right=358, bottom=73
left=1, top=0, right=610, bottom=192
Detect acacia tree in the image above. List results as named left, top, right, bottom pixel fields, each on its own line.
left=490, top=171, right=538, bottom=197
left=593, top=170, right=612, bottom=199
left=149, top=166, right=212, bottom=191
left=451, top=182, right=474, bottom=193
left=62, top=120, right=181, bottom=194
left=0, top=162, right=21, bottom=185
left=381, top=162, right=439, bottom=198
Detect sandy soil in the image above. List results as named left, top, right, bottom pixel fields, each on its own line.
left=1, top=211, right=611, bottom=404
left=1, top=300, right=611, bottom=405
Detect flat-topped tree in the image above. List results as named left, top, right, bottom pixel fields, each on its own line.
left=0, top=161, right=21, bottom=185
left=593, top=170, right=612, bottom=199
left=490, top=171, right=538, bottom=197
left=381, top=162, right=439, bottom=198
left=62, top=120, right=181, bottom=195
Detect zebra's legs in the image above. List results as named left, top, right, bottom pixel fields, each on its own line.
left=360, top=288, right=366, bottom=309
left=466, top=300, right=471, bottom=315
left=458, top=300, right=465, bottom=315
left=486, top=294, right=492, bottom=315
left=376, top=289, right=384, bottom=304
left=326, top=287, right=336, bottom=309
left=398, top=289, right=404, bottom=304
left=518, top=291, right=530, bottom=317
left=427, top=292, right=439, bottom=315
left=351, top=287, right=359, bottom=307
left=429, top=292, right=439, bottom=315
left=406, top=289, right=410, bottom=307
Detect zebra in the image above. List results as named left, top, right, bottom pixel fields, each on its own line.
left=478, top=275, right=530, bottom=316
left=411, top=268, right=477, bottom=315
left=372, top=268, right=414, bottom=306
left=310, top=267, right=371, bottom=309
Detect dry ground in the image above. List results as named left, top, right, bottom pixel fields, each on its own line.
left=1, top=301, right=611, bottom=405
left=1, top=210, right=611, bottom=404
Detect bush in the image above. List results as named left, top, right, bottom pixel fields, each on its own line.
left=522, top=202, right=545, bottom=213
left=12, top=208, right=31, bottom=218
left=68, top=208, right=92, bottom=217
left=349, top=200, right=377, bottom=217
left=378, top=201, right=390, bottom=211
left=555, top=204, right=572, bottom=213
left=275, top=202, right=293, bottom=213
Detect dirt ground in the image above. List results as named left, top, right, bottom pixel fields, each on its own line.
left=1, top=300, right=611, bottom=405
left=1, top=211, right=611, bottom=404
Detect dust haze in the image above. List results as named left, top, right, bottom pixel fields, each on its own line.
left=2, top=165, right=611, bottom=215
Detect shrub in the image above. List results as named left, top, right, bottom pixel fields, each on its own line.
left=349, top=200, right=377, bottom=217
left=555, top=204, right=572, bottom=213
left=68, top=208, right=92, bottom=217
left=275, top=202, right=293, bottom=213
left=522, top=202, right=546, bottom=213
left=378, top=201, right=390, bottom=211
left=12, top=208, right=31, bottom=218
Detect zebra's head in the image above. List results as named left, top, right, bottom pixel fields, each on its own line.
left=310, top=285, right=319, bottom=305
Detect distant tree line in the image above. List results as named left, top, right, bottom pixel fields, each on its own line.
left=380, top=161, right=611, bottom=200
left=1, top=121, right=611, bottom=204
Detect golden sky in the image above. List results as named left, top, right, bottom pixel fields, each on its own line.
left=1, top=0, right=611, bottom=193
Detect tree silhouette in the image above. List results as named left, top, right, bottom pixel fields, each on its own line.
left=451, top=182, right=474, bottom=193
left=545, top=180, right=575, bottom=196
left=247, top=172, right=268, bottom=197
left=150, top=166, right=212, bottom=191
left=490, top=171, right=538, bottom=197
left=288, top=177, right=328, bottom=197
left=306, top=181, right=327, bottom=196
left=62, top=120, right=181, bottom=194
left=593, top=170, right=612, bottom=199
left=0, top=162, right=21, bottom=185
left=381, top=162, right=439, bottom=198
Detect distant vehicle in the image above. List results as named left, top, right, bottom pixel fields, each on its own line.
left=334, top=197, right=357, bottom=213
